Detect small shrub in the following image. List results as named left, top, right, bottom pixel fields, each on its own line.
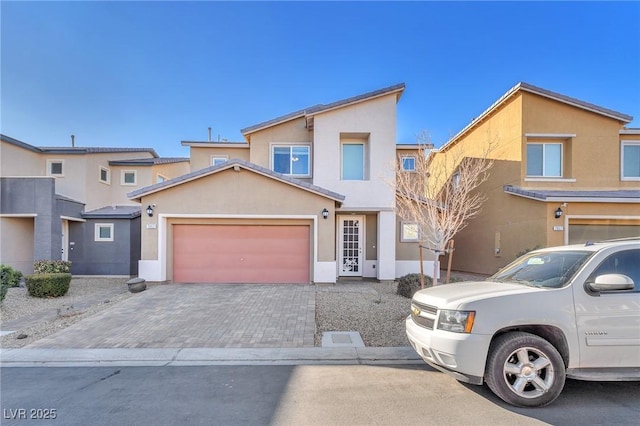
left=25, top=273, right=71, bottom=298
left=397, top=273, right=432, bottom=299
left=1, top=264, right=23, bottom=288
left=33, top=260, right=71, bottom=274
left=1, top=265, right=23, bottom=302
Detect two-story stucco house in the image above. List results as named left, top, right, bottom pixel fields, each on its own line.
left=128, top=83, right=433, bottom=284
left=427, top=82, right=640, bottom=275
left=0, top=135, right=189, bottom=275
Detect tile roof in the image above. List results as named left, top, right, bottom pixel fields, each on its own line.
left=504, top=185, right=640, bottom=202
left=108, top=157, right=189, bottom=166
left=55, top=194, right=84, bottom=205
left=241, top=83, right=405, bottom=136
left=1, top=134, right=159, bottom=157
left=128, top=158, right=346, bottom=203
left=82, top=205, right=141, bottom=219
left=181, top=141, right=250, bottom=148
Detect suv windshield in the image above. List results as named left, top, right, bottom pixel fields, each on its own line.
left=490, top=250, right=593, bottom=288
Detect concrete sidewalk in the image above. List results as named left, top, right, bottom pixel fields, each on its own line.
left=0, top=347, right=423, bottom=367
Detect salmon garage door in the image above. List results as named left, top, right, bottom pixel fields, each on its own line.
left=173, top=224, right=310, bottom=283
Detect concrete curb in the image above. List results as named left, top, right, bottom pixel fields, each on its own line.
left=0, top=347, right=424, bottom=367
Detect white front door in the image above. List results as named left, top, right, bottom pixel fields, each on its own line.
left=339, top=216, right=364, bottom=277
left=61, top=220, right=69, bottom=261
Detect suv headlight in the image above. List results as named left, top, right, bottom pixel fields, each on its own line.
left=437, top=310, right=475, bottom=333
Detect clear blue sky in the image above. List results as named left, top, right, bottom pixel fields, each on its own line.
left=2, top=1, right=639, bottom=157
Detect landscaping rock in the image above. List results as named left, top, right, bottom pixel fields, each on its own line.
left=127, top=278, right=146, bottom=293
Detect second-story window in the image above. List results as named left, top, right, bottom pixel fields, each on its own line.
left=211, top=156, right=228, bottom=166
left=272, top=145, right=310, bottom=177
left=99, top=166, right=111, bottom=184
left=121, top=170, right=137, bottom=186
left=621, top=141, right=640, bottom=180
left=342, top=143, right=365, bottom=180
left=526, top=143, right=562, bottom=177
left=47, top=159, right=64, bottom=177
left=401, top=156, right=416, bottom=172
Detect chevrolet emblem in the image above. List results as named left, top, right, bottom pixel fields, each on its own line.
left=412, top=306, right=420, bottom=316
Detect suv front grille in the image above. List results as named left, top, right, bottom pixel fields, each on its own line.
left=413, top=315, right=435, bottom=329
left=411, top=301, right=438, bottom=330
left=413, top=301, right=437, bottom=315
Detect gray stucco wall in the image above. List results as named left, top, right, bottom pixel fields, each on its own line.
left=69, top=217, right=139, bottom=276
left=1, top=178, right=83, bottom=264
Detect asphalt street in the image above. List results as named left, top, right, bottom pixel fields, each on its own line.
left=2, top=364, right=639, bottom=426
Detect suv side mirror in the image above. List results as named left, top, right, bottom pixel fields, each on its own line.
left=588, top=274, right=635, bottom=292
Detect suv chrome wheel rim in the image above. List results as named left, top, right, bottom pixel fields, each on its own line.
left=502, top=346, right=555, bottom=398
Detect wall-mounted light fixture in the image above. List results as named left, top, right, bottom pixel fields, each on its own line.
left=322, top=208, right=329, bottom=220
left=554, top=207, right=563, bottom=219
left=146, top=205, right=154, bottom=217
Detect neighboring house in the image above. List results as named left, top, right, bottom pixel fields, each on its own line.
left=427, top=82, right=640, bottom=275
left=0, top=135, right=190, bottom=275
left=129, top=83, right=435, bottom=284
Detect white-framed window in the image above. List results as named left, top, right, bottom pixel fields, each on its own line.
left=526, top=143, right=562, bottom=177
left=401, top=156, right=416, bottom=172
left=400, top=222, right=420, bottom=242
left=94, top=223, right=114, bottom=242
left=156, top=174, right=168, bottom=183
left=121, top=170, right=137, bottom=186
left=99, top=166, right=111, bottom=184
left=342, top=142, right=365, bottom=180
left=211, top=155, right=228, bottom=166
left=621, top=141, right=640, bottom=180
left=46, top=159, right=64, bottom=177
left=271, top=145, right=310, bottom=177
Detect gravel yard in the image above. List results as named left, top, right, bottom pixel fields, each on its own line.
left=1, top=277, right=133, bottom=349
left=315, top=281, right=412, bottom=347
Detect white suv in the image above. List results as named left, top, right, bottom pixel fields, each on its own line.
left=406, top=239, right=640, bottom=407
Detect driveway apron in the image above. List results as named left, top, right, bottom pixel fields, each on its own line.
left=25, top=284, right=316, bottom=349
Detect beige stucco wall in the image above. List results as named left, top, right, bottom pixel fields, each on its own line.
left=247, top=118, right=312, bottom=169
left=435, top=91, right=636, bottom=275
left=451, top=160, right=547, bottom=274
left=188, top=146, right=250, bottom=171
left=83, top=152, right=156, bottom=210
left=427, top=95, right=523, bottom=196
left=0, top=217, right=35, bottom=274
left=0, top=145, right=162, bottom=210
left=0, top=142, right=43, bottom=176
left=139, top=167, right=337, bottom=279
left=395, top=215, right=438, bottom=262
left=521, top=92, right=632, bottom=189
left=152, top=161, right=190, bottom=182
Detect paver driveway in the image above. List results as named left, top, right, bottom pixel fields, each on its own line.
left=26, top=284, right=316, bottom=349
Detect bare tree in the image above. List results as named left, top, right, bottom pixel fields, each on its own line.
left=395, top=132, right=494, bottom=286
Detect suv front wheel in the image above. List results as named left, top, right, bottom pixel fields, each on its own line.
left=485, top=332, right=566, bottom=407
